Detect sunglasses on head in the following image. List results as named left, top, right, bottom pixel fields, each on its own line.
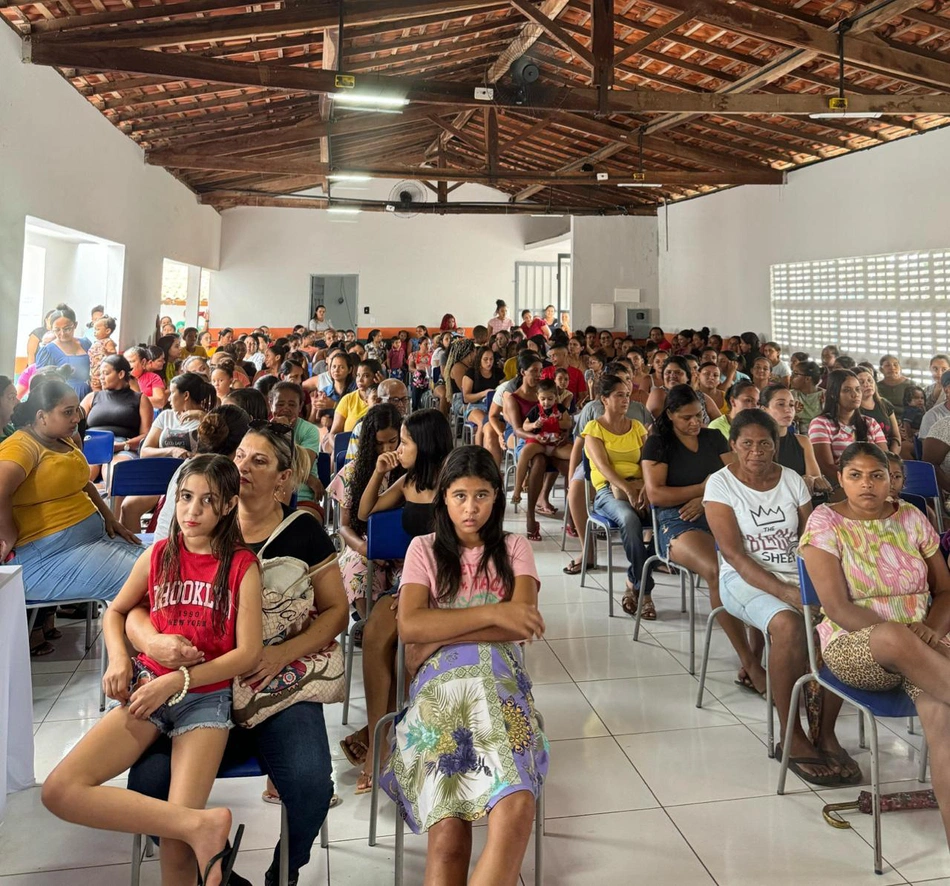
left=249, top=419, right=294, bottom=437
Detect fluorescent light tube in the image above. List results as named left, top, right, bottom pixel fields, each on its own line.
left=617, top=182, right=664, bottom=188
left=330, top=93, right=409, bottom=108
left=328, top=174, right=372, bottom=182
left=808, top=112, right=882, bottom=119
left=327, top=207, right=361, bottom=215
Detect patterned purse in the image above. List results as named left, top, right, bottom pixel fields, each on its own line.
left=231, top=511, right=345, bottom=729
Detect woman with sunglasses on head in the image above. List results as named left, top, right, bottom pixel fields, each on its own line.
left=34, top=307, right=92, bottom=398
left=268, top=382, right=325, bottom=512
left=128, top=422, right=347, bottom=886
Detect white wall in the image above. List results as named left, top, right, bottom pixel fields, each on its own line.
left=215, top=193, right=565, bottom=330
left=571, top=216, right=659, bottom=332
left=0, top=24, right=220, bottom=368
left=658, top=125, right=950, bottom=338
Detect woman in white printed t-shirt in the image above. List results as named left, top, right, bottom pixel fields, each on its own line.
left=703, top=409, right=856, bottom=788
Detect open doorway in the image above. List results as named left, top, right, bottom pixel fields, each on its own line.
left=15, top=217, right=125, bottom=373
left=159, top=259, right=212, bottom=335
left=310, top=275, right=359, bottom=333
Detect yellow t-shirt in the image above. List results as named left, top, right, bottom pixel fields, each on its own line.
left=336, top=390, right=369, bottom=432
left=0, top=430, right=96, bottom=545
left=582, top=419, right=648, bottom=490
left=503, top=357, right=519, bottom=381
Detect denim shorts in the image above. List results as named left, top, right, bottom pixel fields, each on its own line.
left=655, top=505, right=711, bottom=559
left=719, top=569, right=799, bottom=633
left=107, top=660, right=233, bottom=737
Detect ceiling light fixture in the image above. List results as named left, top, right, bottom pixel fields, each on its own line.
left=330, top=93, right=409, bottom=111
left=327, top=207, right=361, bottom=215
left=617, top=182, right=663, bottom=188
left=530, top=213, right=565, bottom=217
left=328, top=174, right=372, bottom=182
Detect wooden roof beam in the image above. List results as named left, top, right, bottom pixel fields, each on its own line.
left=508, top=0, right=594, bottom=65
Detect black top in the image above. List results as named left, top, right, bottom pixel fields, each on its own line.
left=641, top=428, right=729, bottom=487
left=466, top=367, right=503, bottom=396
left=87, top=388, right=142, bottom=439
left=246, top=506, right=337, bottom=570
left=402, top=500, right=436, bottom=538
left=862, top=401, right=896, bottom=444
left=777, top=432, right=806, bottom=476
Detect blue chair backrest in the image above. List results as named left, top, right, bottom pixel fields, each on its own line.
left=317, top=452, right=331, bottom=487
left=796, top=557, right=821, bottom=608
left=903, top=460, right=939, bottom=498
left=334, top=432, right=352, bottom=473
left=110, top=457, right=182, bottom=498
left=899, top=492, right=928, bottom=515
left=217, top=754, right=264, bottom=779
left=366, top=508, right=413, bottom=561
left=83, top=430, right=115, bottom=466
left=485, top=389, right=495, bottom=411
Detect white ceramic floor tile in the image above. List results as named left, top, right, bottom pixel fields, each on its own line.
left=659, top=625, right=742, bottom=674
left=531, top=682, right=609, bottom=740
left=815, top=780, right=947, bottom=884
left=579, top=674, right=738, bottom=735
left=522, top=641, right=572, bottom=685
left=538, top=603, right=644, bottom=641
left=31, top=717, right=101, bottom=782
left=546, top=635, right=683, bottom=683
left=543, top=737, right=658, bottom=818
left=31, top=672, right=70, bottom=724
left=42, top=669, right=106, bottom=723
left=534, top=573, right=612, bottom=606
left=668, top=793, right=908, bottom=886
left=617, top=723, right=809, bottom=807
left=519, top=809, right=716, bottom=885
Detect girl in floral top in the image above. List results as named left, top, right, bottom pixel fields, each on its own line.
left=801, top=441, right=950, bottom=847
left=381, top=445, right=549, bottom=885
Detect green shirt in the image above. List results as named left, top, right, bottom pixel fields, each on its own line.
left=292, top=418, right=323, bottom=502
left=708, top=414, right=730, bottom=440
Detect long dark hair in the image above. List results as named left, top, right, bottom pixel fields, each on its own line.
left=822, top=369, right=872, bottom=440
left=403, top=409, right=454, bottom=492
left=515, top=350, right=543, bottom=388
left=650, top=383, right=701, bottom=459
left=161, top=454, right=247, bottom=636
left=432, top=446, right=514, bottom=605
left=223, top=388, right=269, bottom=422
left=170, top=372, right=216, bottom=412
left=349, top=403, right=403, bottom=537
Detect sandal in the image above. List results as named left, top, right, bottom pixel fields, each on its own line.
left=44, top=627, right=63, bottom=641
left=536, top=503, right=558, bottom=516
left=622, top=593, right=638, bottom=616
left=734, top=669, right=766, bottom=698
left=565, top=525, right=578, bottom=538
left=339, top=733, right=369, bottom=768
left=261, top=789, right=281, bottom=805
left=774, top=744, right=841, bottom=787
left=329, top=793, right=342, bottom=809
left=355, top=771, right=373, bottom=795
left=640, top=597, right=656, bottom=620
left=30, top=636, right=55, bottom=657
left=563, top=559, right=587, bottom=576
left=526, top=526, right=542, bottom=542
left=823, top=747, right=863, bottom=785
left=199, top=823, right=244, bottom=886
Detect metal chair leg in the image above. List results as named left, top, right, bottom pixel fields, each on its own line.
left=695, top=606, right=725, bottom=708
left=605, top=532, right=614, bottom=618
left=280, top=801, right=290, bottom=886
left=85, top=605, right=94, bottom=650
left=130, top=834, right=142, bottom=886
left=867, top=712, right=883, bottom=875
left=99, top=639, right=107, bottom=712
left=919, top=735, right=929, bottom=783
left=908, top=716, right=915, bottom=735
left=633, top=554, right=659, bottom=641
left=394, top=814, right=405, bottom=886
left=764, top=632, right=774, bottom=758
left=579, top=521, right=592, bottom=589
left=687, top=572, right=696, bottom=675
left=680, top=571, right=687, bottom=614
left=320, top=817, right=329, bottom=850
left=369, top=711, right=399, bottom=847
left=342, top=620, right=360, bottom=726
left=858, top=711, right=867, bottom=749
left=777, top=675, right=810, bottom=794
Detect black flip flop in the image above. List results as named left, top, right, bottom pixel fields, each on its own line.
left=824, top=747, right=864, bottom=785
left=734, top=671, right=766, bottom=698
left=200, top=824, right=245, bottom=886
left=775, top=745, right=841, bottom=787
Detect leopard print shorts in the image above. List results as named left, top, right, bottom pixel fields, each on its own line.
left=822, top=624, right=920, bottom=703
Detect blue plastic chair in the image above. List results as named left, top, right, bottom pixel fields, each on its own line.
left=82, top=429, right=115, bottom=466
left=333, top=432, right=352, bottom=474
left=109, top=457, right=181, bottom=498
left=130, top=754, right=328, bottom=886
left=777, top=558, right=929, bottom=874
left=342, top=508, right=412, bottom=725
left=899, top=491, right=928, bottom=516
left=578, top=451, right=625, bottom=618
left=902, top=460, right=944, bottom=531
left=317, top=451, right=331, bottom=488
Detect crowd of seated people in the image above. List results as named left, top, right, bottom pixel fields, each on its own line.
left=6, top=303, right=950, bottom=882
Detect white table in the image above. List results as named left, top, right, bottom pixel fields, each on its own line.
left=0, top=566, right=35, bottom=821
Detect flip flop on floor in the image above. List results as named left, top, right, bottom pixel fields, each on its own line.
left=355, top=771, right=373, bottom=795
left=199, top=823, right=245, bottom=886
left=563, top=559, right=587, bottom=576
left=261, top=789, right=281, bottom=805
left=774, top=745, right=841, bottom=787
left=526, top=523, right=542, bottom=541
left=30, top=641, right=55, bottom=657
left=734, top=670, right=766, bottom=697
left=536, top=503, right=558, bottom=516
left=823, top=747, right=863, bottom=785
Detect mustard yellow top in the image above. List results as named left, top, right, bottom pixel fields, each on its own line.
left=0, top=430, right=96, bottom=545
left=503, top=356, right=519, bottom=381
left=582, top=418, right=648, bottom=490
left=336, top=390, right=369, bottom=432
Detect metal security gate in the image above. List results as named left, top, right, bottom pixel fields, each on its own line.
left=557, top=253, right=572, bottom=321
left=515, top=261, right=562, bottom=320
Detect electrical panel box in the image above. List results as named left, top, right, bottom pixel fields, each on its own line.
left=626, top=308, right=654, bottom=339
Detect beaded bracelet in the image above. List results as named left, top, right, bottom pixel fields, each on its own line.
left=166, top=666, right=191, bottom=707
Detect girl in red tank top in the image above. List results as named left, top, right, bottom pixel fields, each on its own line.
left=43, top=454, right=263, bottom=886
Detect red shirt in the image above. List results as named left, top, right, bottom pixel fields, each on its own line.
left=541, top=364, right=586, bottom=401
left=138, top=540, right=257, bottom=692
left=656, top=339, right=672, bottom=351
left=521, top=319, right=548, bottom=339
left=136, top=371, right=165, bottom=398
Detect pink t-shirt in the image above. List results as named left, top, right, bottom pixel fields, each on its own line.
left=808, top=415, right=886, bottom=461
left=401, top=532, right=540, bottom=609
left=137, top=371, right=165, bottom=398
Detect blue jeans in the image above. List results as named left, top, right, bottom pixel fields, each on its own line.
left=128, top=702, right=334, bottom=881
left=12, top=512, right=142, bottom=603
left=592, top=486, right=648, bottom=590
